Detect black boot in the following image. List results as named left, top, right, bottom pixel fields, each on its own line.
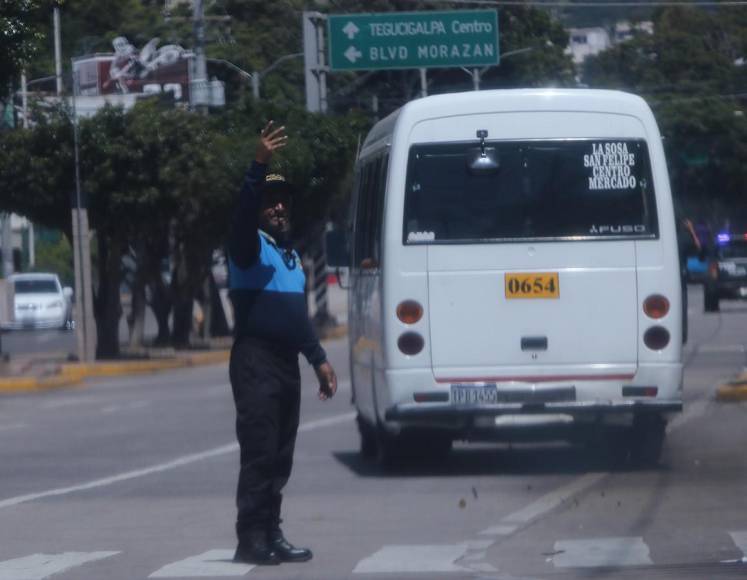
left=268, top=529, right=313, bottom=562
left=234, top=530, right=281, bottom=565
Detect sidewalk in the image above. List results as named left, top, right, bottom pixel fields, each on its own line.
left=0, top=282, right=349, bottom=394
left=0, top=347, right=232, bottom=394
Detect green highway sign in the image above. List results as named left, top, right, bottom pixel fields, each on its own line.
left=327, top=10, right=499, bottom=72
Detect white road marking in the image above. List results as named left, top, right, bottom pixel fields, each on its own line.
left=353, top=545, right=470, bottom=574
left=460, top=539, right=494, bottom=550
left=190, top=385, right=231, bottom=399
left=149, top=549, right=253, bottom=578
left=730, top=531, right=747, bottom=557
left=0, top=423, right=27, bottom=432
left=100, top=400, right=150, bottom=415
left=500, top=473, right=607, bottom=526
left=479, top=524, right=518, bottom=536
left=551, top=537, right=652, bottom=568
left=469, top=379, right=711, bottom=562
left=41, top=396, right=99, bottom=410
left=298, top=411, right=356, bottom=433
left=697, top=344, right=746, bottom=353
left=0, top=551, right=118, bottom=580
left=0, top=412, right=355, bottom=510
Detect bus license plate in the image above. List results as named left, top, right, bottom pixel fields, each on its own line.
left=505, top=272, right=559, bottom=299
left=451, top=384, right=499, bottom=405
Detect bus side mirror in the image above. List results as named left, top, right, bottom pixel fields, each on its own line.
left=325, top=228, right=350, bottom=268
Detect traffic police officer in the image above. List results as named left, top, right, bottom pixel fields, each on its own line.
left=228, top=121, right=338, bottom=565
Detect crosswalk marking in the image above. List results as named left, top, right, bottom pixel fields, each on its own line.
left=149, top=550, right=253, bottom=578
left=479, top=524, right=518, bottom=536
left=730, top=531, right=747, bottom=558
left=551, top=537, right=652, bottom=568
left=353, top=545, right=470, bottom=574
left=0, top=552, right=119, bottom=580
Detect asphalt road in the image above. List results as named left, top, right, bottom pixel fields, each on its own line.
left=0, top=286, right=746, bottom=580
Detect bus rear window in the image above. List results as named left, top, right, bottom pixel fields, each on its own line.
left=403, top=139, right=659, bottom=244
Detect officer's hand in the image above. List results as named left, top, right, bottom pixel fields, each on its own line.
left=315, top=361, right=337, bottom=401
left=255, top=120, right=288, bottom=165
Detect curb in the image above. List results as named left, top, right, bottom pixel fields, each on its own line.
left=715, top=373, right=747, bottom=402
left=0, top=328, right=348, bottom=395
left=0, top=350, right=230, bottom=394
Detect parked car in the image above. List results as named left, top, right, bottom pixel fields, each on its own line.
left=704, top=233, right=747, bottom=312
left=2, top=273, right=73, bottom=330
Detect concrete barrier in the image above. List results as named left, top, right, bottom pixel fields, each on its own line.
left=716, top=373, right=747, bottom=402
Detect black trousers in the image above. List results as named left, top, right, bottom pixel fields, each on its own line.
left=229, top=337, right=301, bottom=539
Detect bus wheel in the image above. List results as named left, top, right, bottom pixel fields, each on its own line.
left=357, top=414, right=378, bottom=458
left=704, top=290, right=719, bottom=312
left=629, top=415, right=666, bottom=468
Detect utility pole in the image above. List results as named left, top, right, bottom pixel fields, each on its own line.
left=53, top=5, right=63, bottom=96
left=70, top=64, right=96, bottom=362
left=302, top=12, right=328, bottom=113
left=1, top=215, right=12, bottom=279
left=192, top=0, right=208, bottom=111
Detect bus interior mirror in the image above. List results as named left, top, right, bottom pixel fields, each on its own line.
left=467, top=146, right=500, bottom=175
left=325, top=228, right=350, bottom=268
left=467, top=128, right=499, bottom=175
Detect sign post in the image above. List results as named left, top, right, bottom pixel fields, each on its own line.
left=328, top=10, right=499, bottom=72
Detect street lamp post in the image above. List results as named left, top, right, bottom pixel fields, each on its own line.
left=70, top=65, right=96, bottom=362
left=460, top=47, right=535, bottom=91
left=208, top=53, right=303, bottom=101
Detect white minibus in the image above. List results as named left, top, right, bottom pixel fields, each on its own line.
left=331, top=89, right=683, bottom=467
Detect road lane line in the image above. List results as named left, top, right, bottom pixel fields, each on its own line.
left=499, top=472, right=607, bottom=526
left=149, top=549, right=253, bottom=578
left=478, top=525, right=518, bottom=536
left=298, top=411, right=355, bottom=432
left=551, top=537, right=652, bottom=568
left=100, top=400, right=151, bottom=415
left=0, top=551, right=119, bottom=580
left=0, top=411, right=355, bottom=510
left=730, top=531, right=747, bottom=558
left=353, top=545, right=471, bottom=574
left=41, top=396, right=99, bottom=410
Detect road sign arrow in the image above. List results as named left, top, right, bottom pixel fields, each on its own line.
left=343, top=21, right=360, bottom=40
left=344, top=46, right=363, bottom=64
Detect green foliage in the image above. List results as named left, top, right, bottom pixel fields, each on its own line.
left=33, top=232, right=73, bottom=286
left=0, top=0, right=47, bottom=91
left=582, top=6, right=747, bottom=226
left=0, top=105, right=74, bottom=233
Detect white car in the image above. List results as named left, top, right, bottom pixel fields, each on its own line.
left=3, top=273, right=73, bottom=330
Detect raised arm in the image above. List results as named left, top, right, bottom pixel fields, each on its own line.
left=228, top=121, right=288, bottom=269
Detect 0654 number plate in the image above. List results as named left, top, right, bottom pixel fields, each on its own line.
left=505, top=272, right=559, bottom=299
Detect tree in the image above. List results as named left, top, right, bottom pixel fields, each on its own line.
left=582, top=6, right=747, bottom=227
left=0, top=0, right=46, bottom=92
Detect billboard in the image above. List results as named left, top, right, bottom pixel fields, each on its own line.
left=73, top=37, right=193, bottom=102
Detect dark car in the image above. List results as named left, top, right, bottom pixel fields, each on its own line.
left=704, top=233, right=747, bottom=312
